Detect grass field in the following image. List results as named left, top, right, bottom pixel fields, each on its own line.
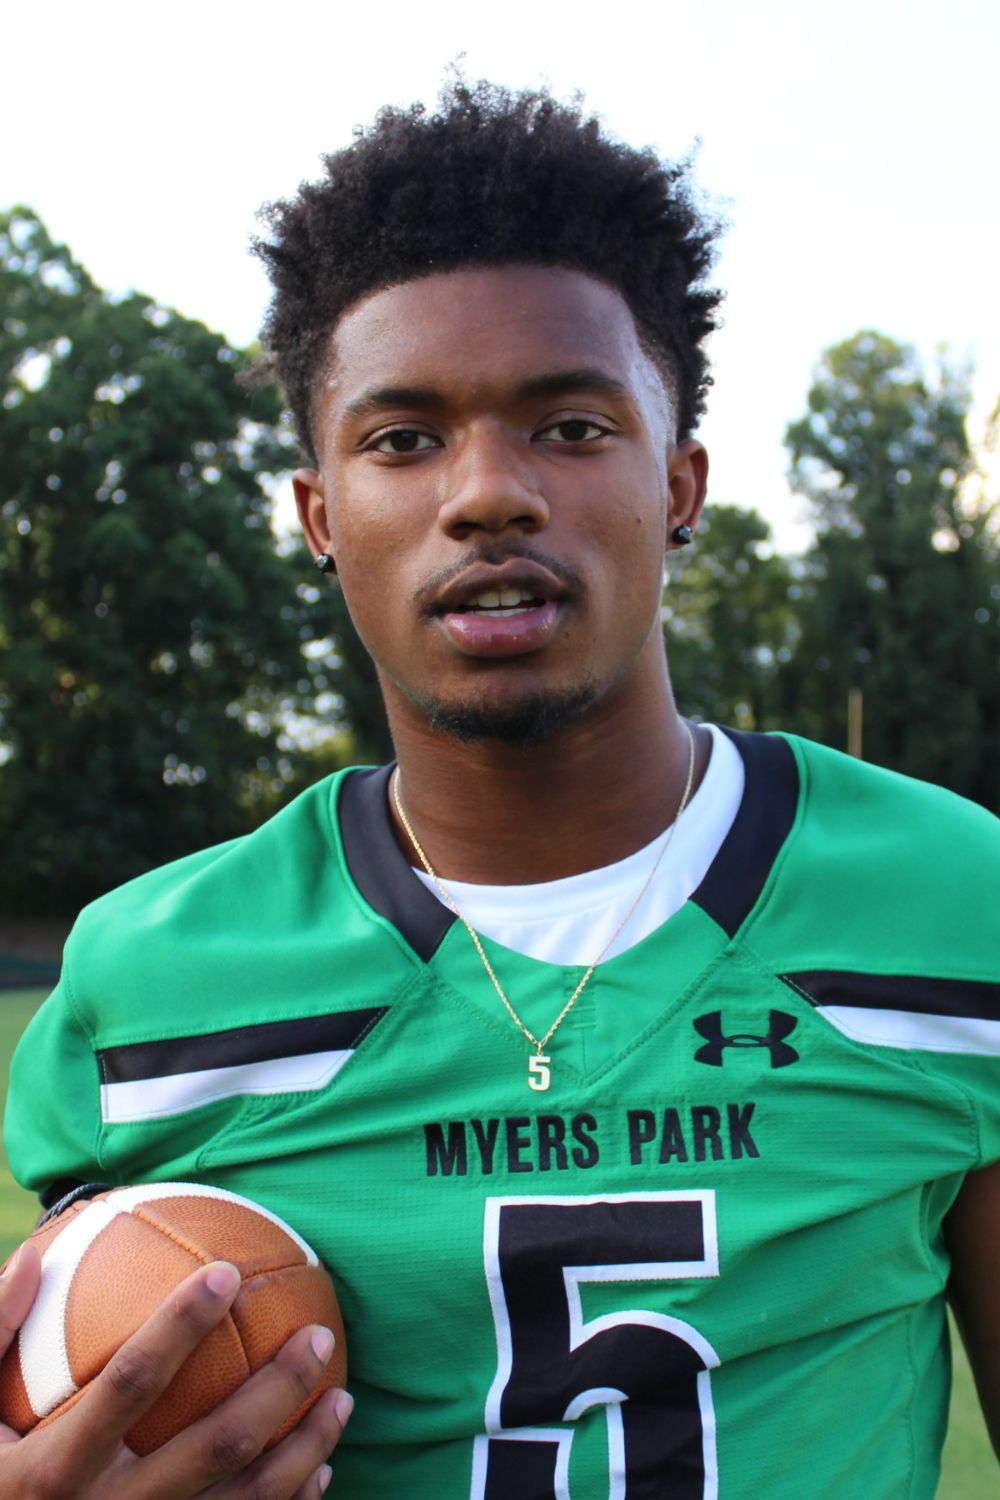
left=0, top=988, right=995, bottom=1491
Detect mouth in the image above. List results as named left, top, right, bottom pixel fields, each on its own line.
left=428, top=558, right=569, bottom=615
left=428, top=561, right=570, bottom=658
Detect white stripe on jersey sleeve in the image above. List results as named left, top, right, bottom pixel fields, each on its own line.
left=819, top=1005, right=1000, bottom=1055
left=100, top=1048, right=354, bottom=1123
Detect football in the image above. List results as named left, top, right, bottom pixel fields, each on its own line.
left=0, top=1182, right=347, bottom=1454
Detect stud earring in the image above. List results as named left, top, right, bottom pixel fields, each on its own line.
left=670, top=524, right=694, bottom=546
left=314, top=553, right=337, bottom=574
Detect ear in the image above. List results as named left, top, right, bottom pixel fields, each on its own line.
left=293, top=468, right=334, bottom=563
left=666, top=439, right=709, bottom=550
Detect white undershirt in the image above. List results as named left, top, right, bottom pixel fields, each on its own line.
left=413, top=724, right=744, bottom=965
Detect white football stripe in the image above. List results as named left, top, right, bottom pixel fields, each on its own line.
left=100, top=1049, right=354, bottom=1123
left=105, top=1183, right=318, bottom=1266
left=20, top=1200, right=122, bottom=1417
left=820, top=1005, right=1000, bottom=1055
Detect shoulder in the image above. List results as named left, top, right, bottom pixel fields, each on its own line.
left=783, top=732, right=998, bottom=853
left=74, top=771, right=346, bottom=923
left=61, top=769, right=371, bottom=1028
left=745, top=733, right=999, bottom=985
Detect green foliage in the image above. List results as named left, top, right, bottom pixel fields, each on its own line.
left=0, top=209, right=335, bottom=913
left=782, top=332, right=999, bottom=808
left=665, top=504, right=797, bottom=730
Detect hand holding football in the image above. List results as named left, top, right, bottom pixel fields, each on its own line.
left=0, top=1183, right=347, bottom=1455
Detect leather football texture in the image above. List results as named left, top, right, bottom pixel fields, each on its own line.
left=0, top=1182, right=347, bottom=1454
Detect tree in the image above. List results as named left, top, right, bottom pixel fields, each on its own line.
left=664, top=503, right=797, bottom=730
left=0, top=209, right=333, bottom=913
left=782, top=331, right=998, bottom=807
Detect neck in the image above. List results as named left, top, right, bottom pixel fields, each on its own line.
left=385, top=658, right=708, bottom=885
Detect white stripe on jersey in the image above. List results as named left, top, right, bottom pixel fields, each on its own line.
left=819, top=1005, right=1000, bottom=1055
left=100, top=1048, right=354, bottom=1122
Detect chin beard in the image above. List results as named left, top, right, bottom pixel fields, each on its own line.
left=419, top=683, right=601, bottom=748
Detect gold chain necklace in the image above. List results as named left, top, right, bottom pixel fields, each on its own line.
left=391, top=722, right=696, bottom=1092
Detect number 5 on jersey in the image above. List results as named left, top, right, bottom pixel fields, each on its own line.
left=471, top=1192, right=720, bottom=1500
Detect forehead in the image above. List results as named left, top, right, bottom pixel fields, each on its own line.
left=320, top=265, right=665, bottom=414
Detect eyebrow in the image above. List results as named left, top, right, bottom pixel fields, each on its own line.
left=343, top=385, right=443, bottom=420
left=342, top=368, right=631, bottom=420
left=516, top=369, right=631, bottom=403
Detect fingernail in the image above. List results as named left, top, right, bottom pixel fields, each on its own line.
left=317, top=1464, right=333, bottom=1493
left=310, top=1326, right=335, bottom=1363
left=334, top=1390, right=354, bottom=1425
left=205, top=1261, right=240, bottom=1297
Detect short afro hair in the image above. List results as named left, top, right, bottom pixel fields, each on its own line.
left=252, top=79, right=723, bottom=464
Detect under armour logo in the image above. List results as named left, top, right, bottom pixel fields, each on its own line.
left=693, top=1010, right=799, bottom=1068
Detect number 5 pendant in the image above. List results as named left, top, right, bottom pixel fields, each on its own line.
left=528, top=1053, right=551, bottom=1091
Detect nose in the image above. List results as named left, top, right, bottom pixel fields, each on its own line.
left=437, top=425, right=550, bottom=538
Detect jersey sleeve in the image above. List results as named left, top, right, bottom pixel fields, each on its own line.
left=912, top=1023, right=1000, bottom=1170
left=4, top=944, right=104, bottom=1203
left=757, top=736, right=1000, bottom=1173
left=778, top=968, right=1000, bottom=1170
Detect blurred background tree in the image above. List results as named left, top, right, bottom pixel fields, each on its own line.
left=779, top=331, right=998, bottom=807
left=663, top=503, right=796, bottom=731
left=0, top=208, right=388, bottom=915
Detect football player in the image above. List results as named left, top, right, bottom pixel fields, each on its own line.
left=2, top=80, right=997, bottom=1499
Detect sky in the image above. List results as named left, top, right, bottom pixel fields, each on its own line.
left=5, top=0, right=999, bottom=550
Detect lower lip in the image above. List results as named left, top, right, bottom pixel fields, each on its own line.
left=437, top=601, right=561, bottom=656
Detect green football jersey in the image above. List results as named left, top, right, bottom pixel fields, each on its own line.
left=6, top=731, right=999, bottom=1499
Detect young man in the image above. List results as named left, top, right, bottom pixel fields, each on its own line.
left=2, top=82, right=998, bottom=1499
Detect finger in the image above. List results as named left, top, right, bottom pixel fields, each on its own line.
left=289, top=1458, right=335, bottom=1500
left=138, top=1323, right=340, bottom=1497
left=49, top=1260, right=242, bottom=1485
left=212, top=1386, right=351, bottom=1500
left=0, top=1243, right=41, bottom=1356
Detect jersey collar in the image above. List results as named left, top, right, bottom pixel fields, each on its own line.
left=336, top=729, right=800, bottom=960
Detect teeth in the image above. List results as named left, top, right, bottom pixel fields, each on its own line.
left=466, top=587, right=536, bottom=610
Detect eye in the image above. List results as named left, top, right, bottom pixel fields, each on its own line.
left=535, top=418, right=609, bottom=443
left=369, top=428, right=440, bottom=454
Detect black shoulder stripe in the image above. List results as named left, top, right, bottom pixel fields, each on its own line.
left=98, top=1008, right=388, bottom=1085
left=691, top=730, right=800, bottom=937
left=337, top=765, right=456, bottom=962
left=780, top=970, right=1000, bottom=1021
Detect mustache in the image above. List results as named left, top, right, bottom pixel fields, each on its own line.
left=414, top=545, right=586, bottom=609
